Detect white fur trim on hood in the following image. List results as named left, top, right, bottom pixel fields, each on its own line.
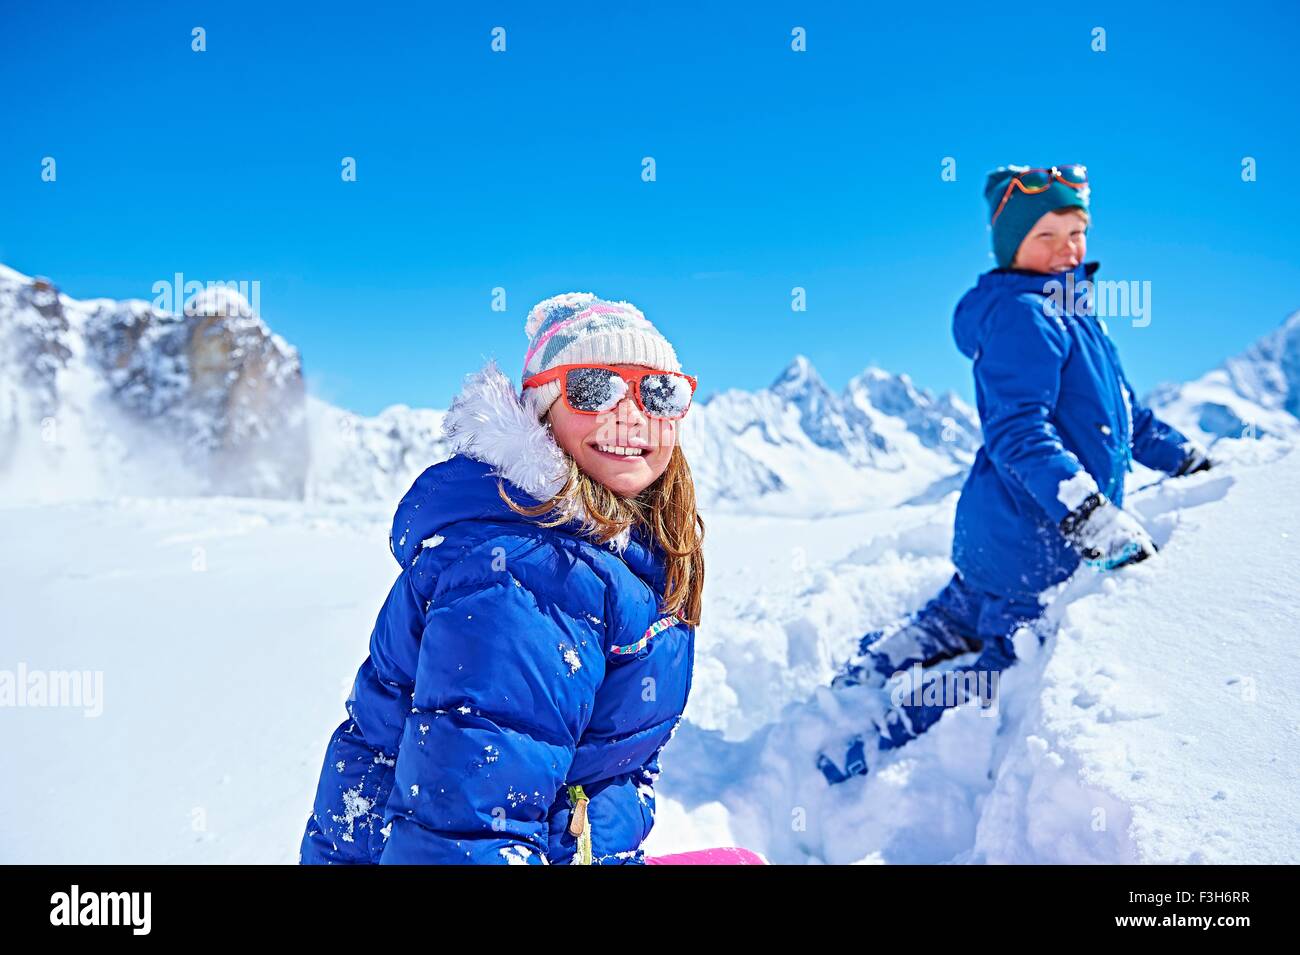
left=441, top=360, right=632, bottom=553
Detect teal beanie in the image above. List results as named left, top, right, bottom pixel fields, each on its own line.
left=985, top=166, right=1090, bottom=268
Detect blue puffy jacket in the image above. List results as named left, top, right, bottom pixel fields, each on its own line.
left=300, top=364, right=695, bottom=864
left=951, top=263, right=1193, bottom=598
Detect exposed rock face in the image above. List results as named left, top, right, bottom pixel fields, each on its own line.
left=0, top=275, right=74, bottom=474
left=4, top=280, right=69, bottom=394
left=1, top=265, right=308, bottom=498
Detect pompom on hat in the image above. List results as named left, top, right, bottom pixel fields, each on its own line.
left=520, top=293, right=681, bottom=420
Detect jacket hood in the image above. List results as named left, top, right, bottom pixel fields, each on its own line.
left=388, top=361, right=636, bottom=569
left=953, top=261, right=1099, bottom=359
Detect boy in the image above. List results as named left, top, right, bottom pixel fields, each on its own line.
left=817, top=164, right=1212, bottom=784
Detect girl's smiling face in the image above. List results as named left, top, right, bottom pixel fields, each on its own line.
left=545, top=364, right=679, bottom=497
left=1013, top=207, right=1089, bottom=273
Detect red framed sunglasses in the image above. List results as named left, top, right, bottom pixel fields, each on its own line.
left=990, top=164, right=1088, bottom=226
left=524, top=363, right=698, bottom=420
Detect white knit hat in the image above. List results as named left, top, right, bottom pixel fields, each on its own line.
left=520, top=292, right=680, bottom=420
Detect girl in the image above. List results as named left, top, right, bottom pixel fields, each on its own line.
left=300, top=293, right=715, bottom=864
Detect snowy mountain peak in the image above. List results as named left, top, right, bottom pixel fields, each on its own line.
left=1150, top=308, right=1300, bottom=442
left=185, top=283, right=256, bottom=320
left=854, top=364, right=900, bottom=383
left=771, top=354, right=828, bottom=395
left=1227, top=308, right=1300, bottom=417
left=676, top=353, right=983, bottom=513
left=844, top=365, right=982, bottom=456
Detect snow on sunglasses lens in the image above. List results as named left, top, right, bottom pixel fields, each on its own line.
left=531, top=364, right=696, bottom=419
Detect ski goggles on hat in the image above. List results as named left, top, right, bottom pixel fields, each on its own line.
left=990, top=164, right=1088, bottom=225
left=524, top=364, right=698, bottom=420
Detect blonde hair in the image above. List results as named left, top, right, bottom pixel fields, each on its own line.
left=499, top=444, right=706, bottom=626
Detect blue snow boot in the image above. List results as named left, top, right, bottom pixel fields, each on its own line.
left=817, top=707, right=920, bottom=784
left=831, top=577, right=985, bottom=691
left=817, top=738, right=869, bottom=784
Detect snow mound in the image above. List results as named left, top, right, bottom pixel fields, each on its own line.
left=4, top=262, right=1297, bottom=865
left=975, top=438, right=1298, bottom=864
left=648, top=438, right=1300, bottom=864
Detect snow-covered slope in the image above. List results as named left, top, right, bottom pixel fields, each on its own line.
left=645, top=437, right=1299, bottom=864
left=2, top=438, right=1293, bottom=864
left=2, top=263, right=1297, bottom=865
left=1149, top=309, right=1300, bottom=443
left=972, top=439, right=1297, bottom=863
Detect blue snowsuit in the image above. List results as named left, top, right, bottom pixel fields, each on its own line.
left=821, top=263, right=1194, bottom=782
left=951, top=262, right=1192, bottom=599
left=300, top=450, right=695, bottom=864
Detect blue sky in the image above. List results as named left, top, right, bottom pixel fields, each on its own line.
left=3, top=0, right=1298, bottom=414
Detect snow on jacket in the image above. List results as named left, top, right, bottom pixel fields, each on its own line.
left=950, top=263, right=1193, bottom=598
left=300, top=362, right=695, bottom=864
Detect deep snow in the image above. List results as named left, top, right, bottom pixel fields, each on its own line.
left=1, top=438, right=1295, bottom=864
left=4, top=262, right=1298, bottom=864
left=649, top=438, right=1299, bottom=864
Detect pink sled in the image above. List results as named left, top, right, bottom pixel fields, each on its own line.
left=645, top=847, right=767, bottom=865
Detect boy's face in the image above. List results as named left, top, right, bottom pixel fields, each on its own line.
left=1012, top=208, right=1088, bottom=273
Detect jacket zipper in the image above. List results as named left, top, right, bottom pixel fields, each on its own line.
left=567, top=784, right=592, bottom=865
